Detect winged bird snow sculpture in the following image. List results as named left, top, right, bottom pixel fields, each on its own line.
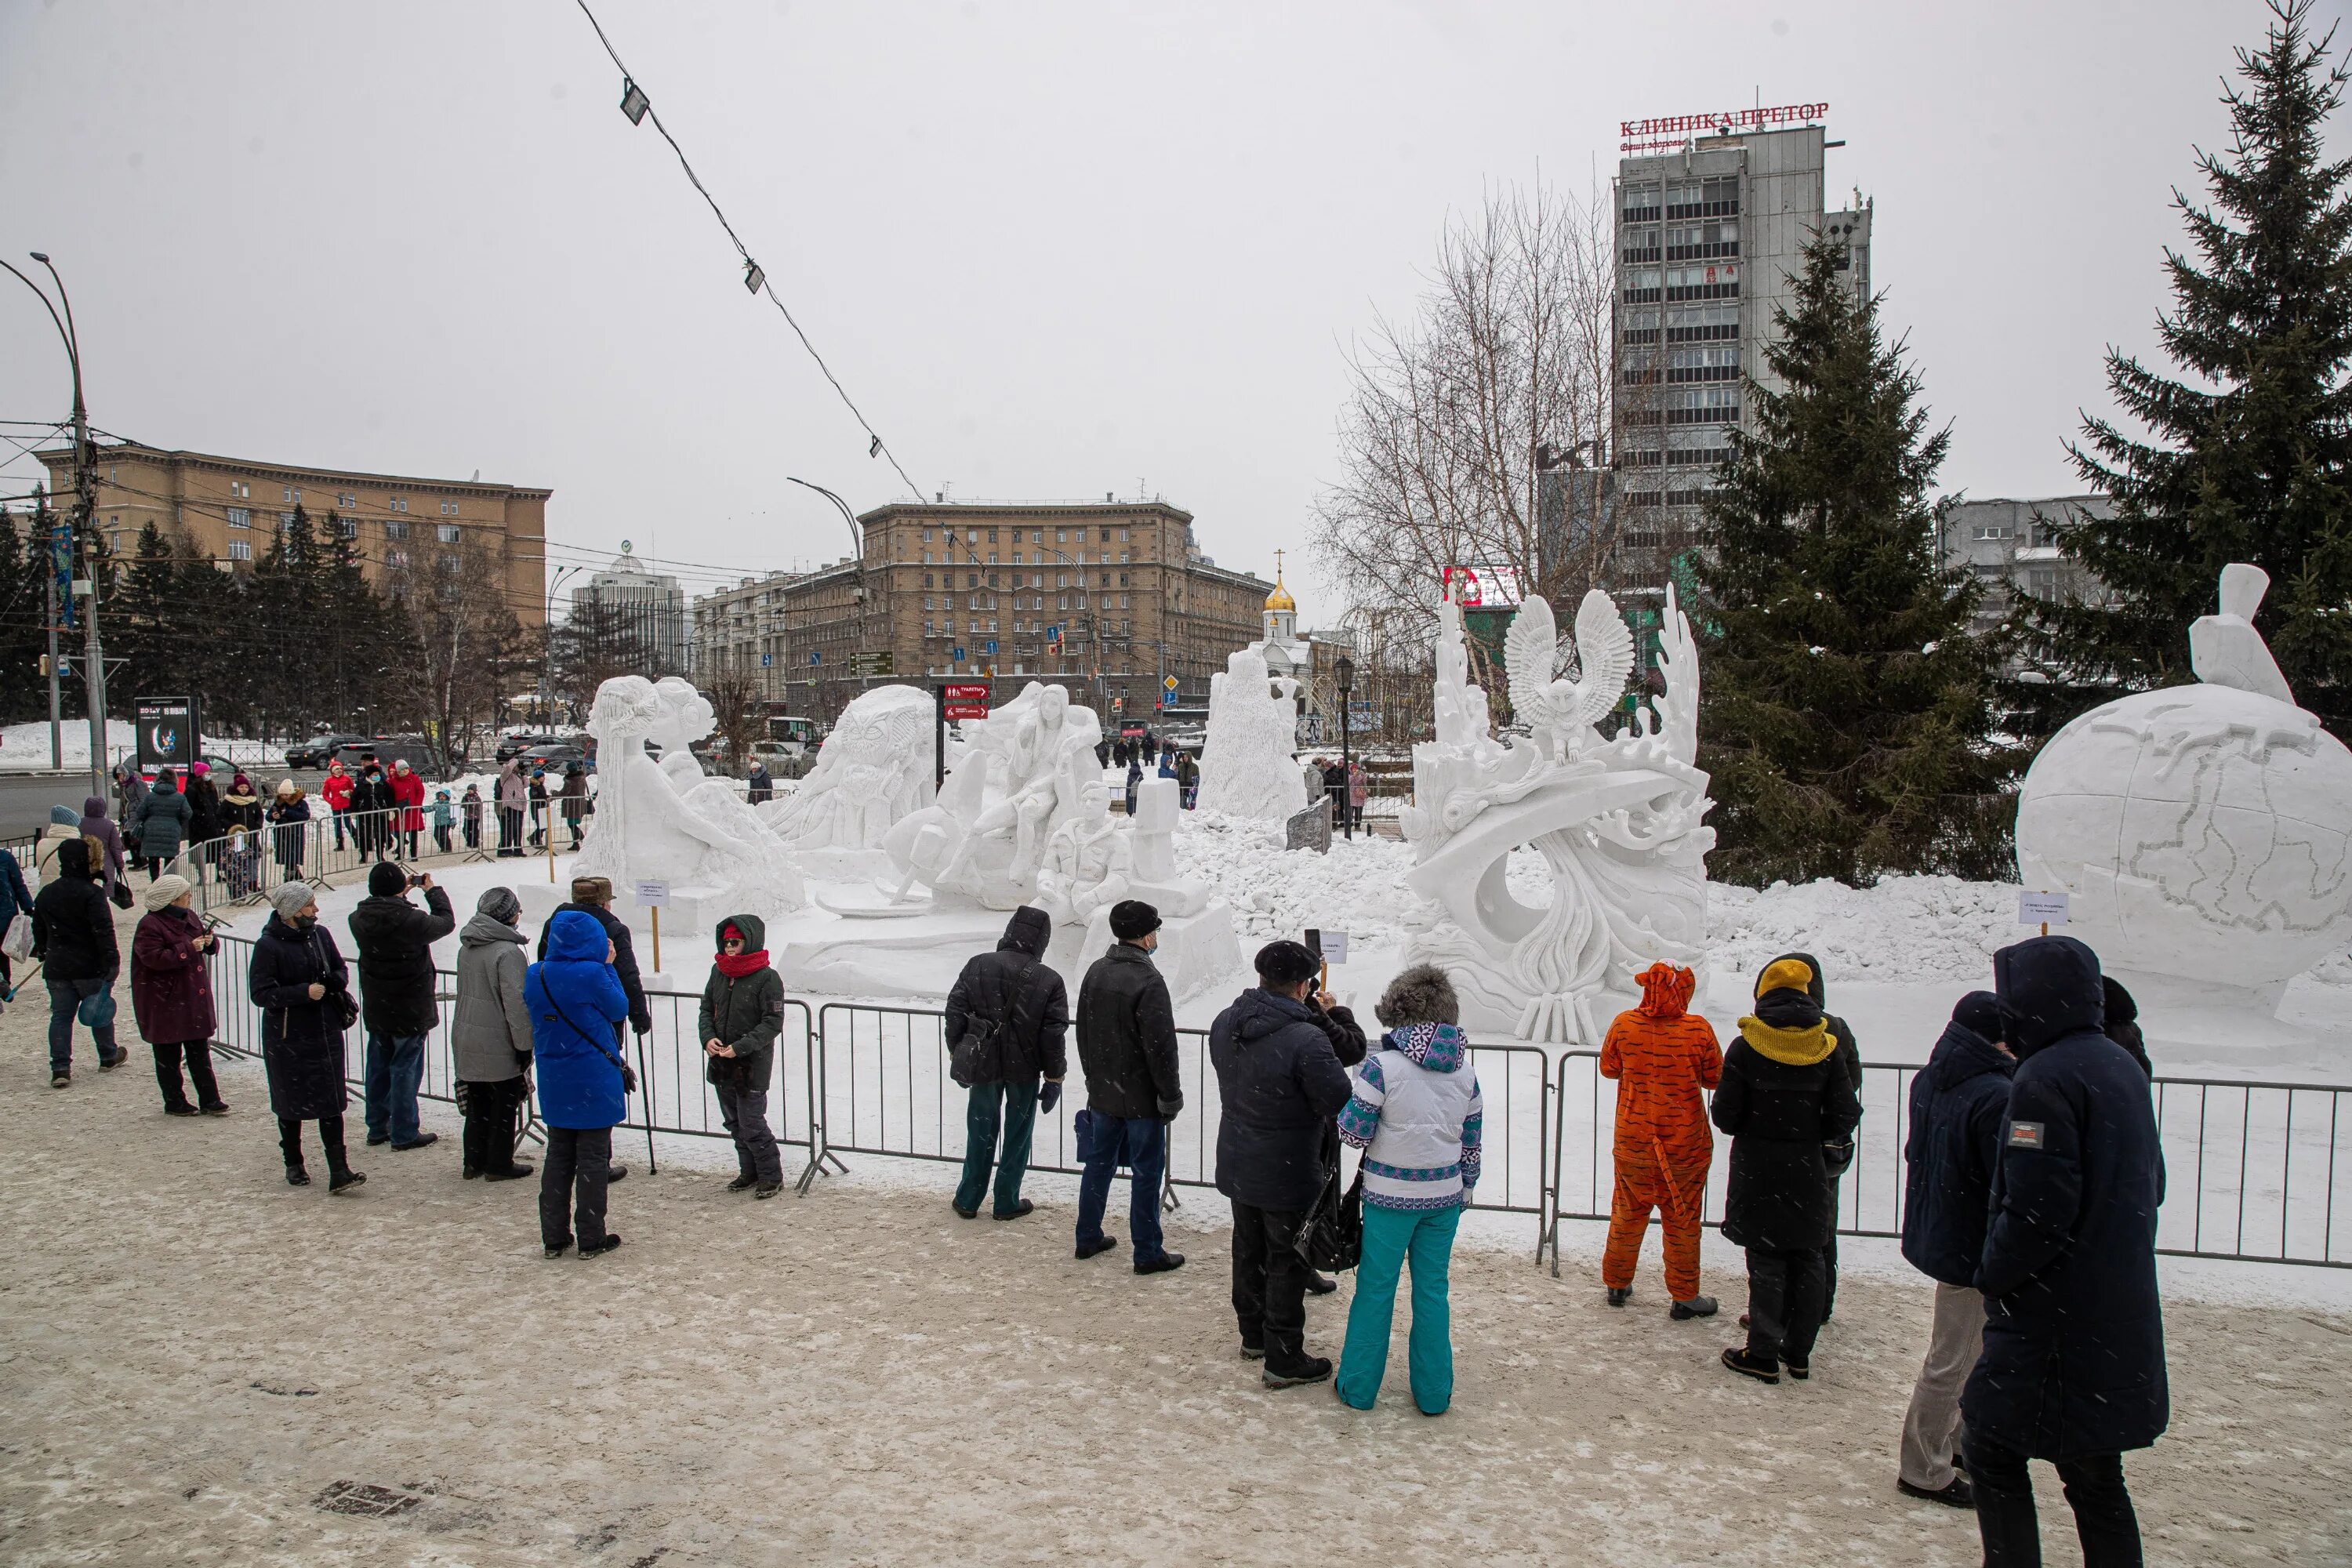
left=1505, top=590, right=1636, bottom=755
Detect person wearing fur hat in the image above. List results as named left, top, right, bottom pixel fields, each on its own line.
left=1207, top=938, right=1365, bottom=1388
left=31, top=836, right=125, bottom=1087
left=1599, top=963, right=1723, bottom=1319
left=453, top=887, right=535, bottom=1181
left=1333, top=963, right=1483, bottom=1414
left=1713, top=956, right=1863, bottom=1385
left=131, top=874, right=227, bottom=1116
left=1072, top=899, right=1185, bottom=1273
left=346, top=861, right=456, bottom=1151
left=252, top=881, right=364, bottom=1191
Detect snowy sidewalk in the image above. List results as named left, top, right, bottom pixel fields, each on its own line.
left=1, top=1008, right=2348, bottom=1565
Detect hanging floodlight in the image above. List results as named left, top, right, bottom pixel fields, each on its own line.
left=742, top=258, right=765, bottom=294
left=619, top=77, right=650, bottom=125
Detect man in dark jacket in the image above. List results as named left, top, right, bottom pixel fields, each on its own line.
left=1713, top=956, right=1863, bottom=1385
left=1963, top=935, right=2166, bottom=1567
left=535, top=875, right=652, bottom=1185
left=1208, top=939, right=1364, bottom=1388
left=1895, top=990, right=2014, bottom=1509
left=945, top=906, right=1068, bottom=1220
left=31, top=837, right=126, bottom=1087
left=347, top=861, right=455, bottom=1150
left=1073, top=900, right=1185, bottom=1274
left=350, top=761, right=394, bottom=860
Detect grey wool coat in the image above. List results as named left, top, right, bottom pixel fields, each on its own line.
left=452, top=913, right=532, bottom=1082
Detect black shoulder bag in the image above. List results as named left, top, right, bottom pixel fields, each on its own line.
left=1297, top=1160, right=1364, bottom=1272
left=541, top=989, right=638, bottom=1096
left=949, top=957, right=1029, bottom=1089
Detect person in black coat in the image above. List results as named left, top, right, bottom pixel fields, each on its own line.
left=944, top=906, right=1068, bottom=1221
left=2101, top=975, right=2154, bottom=1080
left=1963, top=935, right=2166, bottom=1567
left=1895, top=990, right=2014, bottom=1508
left=30, top=836, right=126, bottom=1087
left=1073, top=900, right=1185, bottom=1273
left=534, top=876, right=652, bottom=1185
left=251, top=882, right=365, bottom=1192
left=1712, top=955, right=1863, bottom=1385
left=1207, top=939, right=1366, bottom=1388
left=1766, top=951, right=1863, bottom=1319
left=346, top=861, right=456, bottom=1152
left=349, top=762, right=394, bottom=860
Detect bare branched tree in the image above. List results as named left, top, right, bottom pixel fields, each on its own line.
left=1312, top=176, right=1625, bottom=695
left=412, top=532, right=528, bottom=774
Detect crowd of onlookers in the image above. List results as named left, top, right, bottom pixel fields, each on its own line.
left=11, top=794, right=2171, bottom=1565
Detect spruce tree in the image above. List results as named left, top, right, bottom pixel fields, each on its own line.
left=1696, top=230, right=2020, bottom=887
left=2038, top=0, right=2352, bottom=738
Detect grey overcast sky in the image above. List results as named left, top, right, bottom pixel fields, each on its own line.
left=2, top=0, right=2343, bottom=614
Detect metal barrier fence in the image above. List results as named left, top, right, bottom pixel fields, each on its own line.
left=1544, top=1053, right=2352, bottom=1274
left=181, top=938, right=2352, bottom=1270
left=166, top=803, right=585, bottom=916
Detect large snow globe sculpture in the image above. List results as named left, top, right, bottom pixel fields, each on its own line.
left=2014, top=564, right=2352, bottom=1002
left=1402, top=586, right=1715, bottom=1044
left=1195, top=646, right=1309, bottom=821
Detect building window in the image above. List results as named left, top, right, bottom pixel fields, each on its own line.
left=1973, top=524, right=2005, bottom=541
left=1664, top=303, right=1738, bottom=343
left=339, top=492, right=357, bottom=508
left=230, top=481, right=251, bottom=499
left=1664, top=219, right=1739, bottom=261
left=280, top=511, right=297, bottom=531
left=441, top=500, right=459, bottom=516
left=226, top=507, right=251, bottom=528
left=1622, top=267, right=1663, bottom=304
left=1621, top=226, right=1661, bottom=263
left=437, top=553, right=460, bottom=573
left=387, top=520, right=409, bottom=539
left=437, top=523, right=460, bottom=543
left=338, top=517, right=358, bottom=538
left=1099, top=527, right=1111, bottom=542
left=1667, top=345, right=1740, bottom=383
left=389, top=495, right=408, bottom=513
left=226, top=539, right=252, bottom=561
left=1664, top=263, right=1738, bottom=302
left=387, top=548, right=408, bottom=569
left=1621, top=181, right=1661, bottom=223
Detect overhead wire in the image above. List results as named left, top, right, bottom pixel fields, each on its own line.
left=568, top=0, right=923, bottom=500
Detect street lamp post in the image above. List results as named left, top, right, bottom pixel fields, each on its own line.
left=4, top=252, right=105, bottom=793
left=787, top=477, right=872, bottom=714
left=542, top=564, right=583, bottom=724
left=1334, top=653, right=1356, bottom=841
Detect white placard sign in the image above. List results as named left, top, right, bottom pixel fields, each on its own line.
left=1319, top=931, right=1348, bottom=964
left=2016, top=890, right=2070, bottom=927
left=633, top=880, right=671, bottom=909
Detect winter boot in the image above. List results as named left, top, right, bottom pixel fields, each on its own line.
left=1076, top=1236, right=1120, bottom=1260
left=1899, top=1476, right=1973, bottom=1509
left=1671, top=1295, right=1719, bottom=1320
left=728, top=1174, right=760, bottom=1192
left=1134, top=1253, right=1185, bottom=1276
left=1304, top=1272, right=1338, bottom=1296
left=484, top=1163, right=534, bottom=1182
left=1784, top=1356, right=1810, bottom=1381
left=580, top=1235, right=623, bottom=1258
left=1721, top=1347, right=1780, bottom=1385
left=49, top=1071, right=68, bottom=1089
left=328, top=1168, right=368, bottom=1194
left=754, top=1181, right=782, bottom=1199
left=1606, top=1287, right=1632, bottom=1308
left=285, top=1164, right=311, bottom=1187
left=1262, top=1356, right=1334, bottom=1390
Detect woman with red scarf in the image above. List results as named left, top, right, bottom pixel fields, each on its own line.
left=699, top=914, right=786, bottom=1197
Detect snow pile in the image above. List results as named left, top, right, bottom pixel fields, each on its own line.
left=1173, top=811, right=1420, bottom=943
left=1707, top=875, right=2021, bottom=984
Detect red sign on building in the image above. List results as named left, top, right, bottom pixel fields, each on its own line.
left=942, top=683, right=991, bottom=722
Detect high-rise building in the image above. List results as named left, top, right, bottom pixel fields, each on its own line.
left=1610, top=111, right=1871, bottom=586
left=572, top=544, right=689, bottom=674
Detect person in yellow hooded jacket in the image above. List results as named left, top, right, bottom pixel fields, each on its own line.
left=1712, top=956, right=1863, bottom=1385
left=1599, top=962, right=1722, bottom=1318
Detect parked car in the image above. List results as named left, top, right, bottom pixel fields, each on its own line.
left=332, top=735, right=438, bottom=777
left=495, top=731, right=564, bottom=763
left=285, top=731, right=368, bottom=770
left=516, top=742, right=591, bottom=773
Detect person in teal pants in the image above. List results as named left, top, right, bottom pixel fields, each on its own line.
left=1334, top=963, right=1484, bottom=1414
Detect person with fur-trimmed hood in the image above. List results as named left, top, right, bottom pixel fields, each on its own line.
left=1333, top=963, right=1483, bottom=1415
left=1599, top=961, right=1722, bottom=1319
left=700, top=913, right=786, bottom=1198
left=1714, top=956, right=1863, bottom=1385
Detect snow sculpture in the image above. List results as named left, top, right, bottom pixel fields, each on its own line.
left=764, top=684, right=935, bottom=851
left=574, top=675, right=807, bottom=927
left=1035, top=776, right=1133, bottom=927
left=1196, top=646, right=1309, bottom=821
left=2015, top=564, right=2352, bottom=1000
left=881, top=681, right=1104, bottom=909
left=1402, top=587, right=1714, bottom=1044
left=1067, top=775, right=1240, bottom=1003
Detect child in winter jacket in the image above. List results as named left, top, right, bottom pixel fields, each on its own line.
left=699, top=914, right=786, bottom=1196
left=1599, top=963, right=1722, bottom=1318
left=1333, top=963, right=1483, bottom=1415
left=430, top=791, right=456, bottom=855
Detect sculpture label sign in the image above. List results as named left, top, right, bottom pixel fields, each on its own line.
left=2016, top=891, right=2069, bottom=927
left=633, top=880, right=670, bottom=909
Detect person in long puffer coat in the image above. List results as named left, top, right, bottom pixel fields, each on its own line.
left=1712, top=956, right=1862, bottom=1385
left=528, top=909, right=632, bottom=1258
left=130, top=873, right=227, bottom=1116
left=249, top=881, right=365, bottom=1192
left=1962, top=935, right=2166, bottom=1567
left=1599, top=961, right=1722, bottom=1319
left=452, top=886, right=535, bottom=1181
left=131, top=771, right=191, bottom=878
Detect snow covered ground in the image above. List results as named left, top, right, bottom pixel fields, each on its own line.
left=0, top=717, right=278, bottom=774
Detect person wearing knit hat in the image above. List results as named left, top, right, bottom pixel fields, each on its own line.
left=346, top=859, right=456, bottom=1152
left=269, top=879, right=318, bottom=923
left=30, top=835, right=127, bottom=1086
left=1073, top=898, right=1183, bottom=1273
left=1713, top=956, right=1863, bottom=1385
left=452, top=886, right=535, bottom=1181
left=130, top=873, right=227, bottom=1116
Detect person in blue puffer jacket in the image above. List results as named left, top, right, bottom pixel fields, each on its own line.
left=1333, top=963, right=1483, bottom=1416
left=526, top=909, right=632, bottom=1259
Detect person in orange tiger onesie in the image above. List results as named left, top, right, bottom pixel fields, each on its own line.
left=1600, top=962, right=1723, bottom=1318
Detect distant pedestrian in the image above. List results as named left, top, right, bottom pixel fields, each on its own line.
left=1208, top=939, right=1363, bottom=1389
left=461, top=782, right=485, bottom=850
left=452, top=886, right=535, bottom=1181
left=130, top=769, right=191, bottom=880
left=389, top=759, right=427, bottom=858
left=943, top=906, right=1068, bottom=1221
left=320, top=759, right=354, bottom=850
left=1072, top=899, right=1184, bottom=1273
left=1599, top=962, right=1722, bottom=1319
left=347, top=861, right=456, bottom=1152
left=1714, top=956, right=1862, bottom=1385
left=38, top=803, right=81, bottom=884
left=183, top=762, right=223, bottom=870
left=1321, top=757, right=1348, bottom=826
left=221, top=774, right=264, bottom=892
left=745, top=760, right=774, bottom=805
left=496, top=760, right=526, bottom=857
left=430, top=789, right=456, bottom=855
left=1894, top=989, right=2013, bottom=1511
left=527, top=768, right=549, bottom=847
left=2102, top=975, right=2153, bottom=1080
left=31, top=837, right=126, bottom=1087
left=1963, top=937, right=2167, bottom=1567
left=560, top=762, right=589, bottom=851
left=269, top=779, right=312, bottom=880
left=114, top=764, right=148, bottom=833
left=528, top=908, right=633, bottom=1258
left=131, top=873, right=227, bottom=1116
left=78, top=792, right=126, bottom=900
left=1174, top=747, right=1198, bottom=808
left=1123, top=757, right=1142, bottom=815
left=350, top=761, right=394, bottom=861
left=1348, top=760, right=1367, bottom=831
left=1334, top=964, right=1483, bottom=1414
left=700, top=914, right=786, bottom=1198
left=251, top=882, right=365, bottom=1192
left=0, top=837, right=32, bottom=1001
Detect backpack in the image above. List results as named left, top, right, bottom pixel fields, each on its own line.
left=949, top=953, right=1031, bottom=1089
